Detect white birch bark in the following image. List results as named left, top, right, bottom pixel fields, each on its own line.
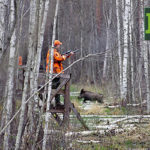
left=121, top=0, right=130, bottom=99
left=33, top=0, right=50, bottom=110
left=103, top=27, right=111, bottom=78
left=129, top=1, right=135, bottom=102
left=130, top=36, right=135, bottom=102
left=116, top=0, right=122, bottom=97
left=0, top=0, right=6, bottom=59
left=27, top=0, right=41, bottom=133
left=27, top=1, right=49, bottom=147
left=144, top=42, right=150, bottom=113
left=80, top=0, right=83, bottom=80
left=15, top=0, right=37, bottom=149
left=103, top=1, right=112, bottom=79
left=137, top=0, right=143, bottom=104
left=141, top=0, right=150, bottom=113
left=0, top=85, right=7, bottom=130
left=28, top=54, right=35, bottom=133
left=3, top=31, right=16, bottom=150
left=32, top=0, right=50, bottom=140
left=3, top=0, right=16, bottom=149
left=42, top=0, right=60, bottom=149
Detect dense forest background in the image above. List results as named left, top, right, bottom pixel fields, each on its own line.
left=0, top=0, right=149, bottom=103
left=1, top=0, right=150, bottom=149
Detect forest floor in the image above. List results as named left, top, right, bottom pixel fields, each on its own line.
left=65, top=84, right=150, bottom=149
left=0, top=84, right=149, bottom=149
left=70, top=83, right=145, bottom=116
left=73, top=123, right=150, bottom=150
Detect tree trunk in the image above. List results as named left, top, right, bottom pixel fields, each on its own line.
left=142, top=0, right=150, bottom=113
left=144, top=42, right=150, bottom=113
left=42, top=0, right=60, bottom=149
left=0, top=0, right=6, bottom=60
left=121, top=0, right=130, bottom=100
left=15, top=0, right=37, bottom=149
left=3, top=30, right=16, bottom=150
left=33, top=0, right=50, bottom=110
left=80, top=0, right=84, bottom=81
left=103, top=0, right=112, bottom=79
left=3, top=0, right=16, bottom=149
left=116, top=0, right=122, bottom=97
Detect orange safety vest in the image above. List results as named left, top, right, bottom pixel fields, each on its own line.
left=46, top=49, right=66, bottom=73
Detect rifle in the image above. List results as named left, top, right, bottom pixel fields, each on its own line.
left=62, top=49, right=80, bottom=55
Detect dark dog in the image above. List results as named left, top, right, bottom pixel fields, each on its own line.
left=78, top=89, right=103, bottom=103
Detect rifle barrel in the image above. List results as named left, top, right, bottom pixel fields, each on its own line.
left=62, top=49, right=80, bottom=55
left=73, top=49, right=80, bottom=53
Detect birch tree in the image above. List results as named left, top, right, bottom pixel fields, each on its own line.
left=116, top=0, right=123, bottom=97
left=121, top=0, right=130, bottom=99
left=15, top=0, right=37, bottom=149
left=144, top=42, right=150, bottom=113
left=79, top=0, right=84, bottom=81
left=27, top=0, right=41, bottom=134
left=143, top=0, right=150, bottom=113
left=33, top=0, right=50, bottom=111
left=42, top=0, right=60, bottom=149
left=3, top=0, right=17, bottom=149
left=131, top=0, right=141, bottom=103
left=103, top=0, right=112, bottom=79
left=127, top=0, right=134, bottom=103
left=0, top=0, right=6, bottom=60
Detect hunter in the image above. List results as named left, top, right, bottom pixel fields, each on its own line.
left=46, top=40, right=74, bottom=107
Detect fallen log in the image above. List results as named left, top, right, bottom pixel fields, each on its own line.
left=111, top=115, right=148, bottom=124
left=76, top=140, right=100, bottom=144
left=75, top=126, right=136, bottom=144
left=65, top=124, right=135, bottom=137
left=68, top=114, right=150, bottom=118
left=105, top=100, right=146, bottom=108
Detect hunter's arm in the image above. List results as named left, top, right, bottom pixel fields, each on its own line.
left=54, top=51, right=66, bottom=61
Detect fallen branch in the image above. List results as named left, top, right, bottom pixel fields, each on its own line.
left=75, top=126, right=136, bottom=144
left=76, top=140, right=100, bottom=144
left=65, top=114, right=150, bottom=118
left=111, top=115, right=147, bottom=125
left=65, top=124, right=135, bottom=137
left=105, top=100, right=147, bottom=108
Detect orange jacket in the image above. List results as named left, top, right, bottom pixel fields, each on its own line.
left=46, top=49, right=66, bottom=73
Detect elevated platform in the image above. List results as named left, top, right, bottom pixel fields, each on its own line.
left=16, top=66, right=89, bottom=129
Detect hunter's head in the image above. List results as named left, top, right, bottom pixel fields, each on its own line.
left=54, top=40, right=62, bottom=49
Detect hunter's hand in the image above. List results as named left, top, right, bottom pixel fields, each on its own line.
left=63, top=55, right=67, bottom=59
left=70, top=52, right=74, bottom=56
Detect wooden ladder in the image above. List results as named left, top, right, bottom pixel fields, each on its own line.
left=49, top=74, right=89, bottom=130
